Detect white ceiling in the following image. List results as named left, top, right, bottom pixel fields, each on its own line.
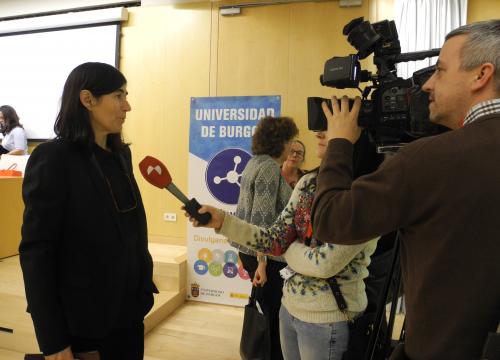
left=0, top=0, right=362, bottom=19
left=0, top=0, right=138, bottom=18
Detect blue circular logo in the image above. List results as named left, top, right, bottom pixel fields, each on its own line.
left=223, top=262, right=238, bottom=278
left=194, top=260, right=208, bottom=275
left=206, top=148, right=251, bottom=205
left=224, top=250, right=239, bottom=264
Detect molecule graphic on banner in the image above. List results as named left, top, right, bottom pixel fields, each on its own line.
left=206, top=148, right=252, bottom=205
left=194, top=248, right=250, bottom=280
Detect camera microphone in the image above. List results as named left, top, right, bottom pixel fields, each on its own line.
left=138, top=156, right=211, bottom=225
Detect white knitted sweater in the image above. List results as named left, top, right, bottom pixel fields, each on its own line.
left=218, top=172, right=378, bottom=323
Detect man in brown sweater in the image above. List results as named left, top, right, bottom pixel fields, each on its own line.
left=311, top=20, right=500, bottom=360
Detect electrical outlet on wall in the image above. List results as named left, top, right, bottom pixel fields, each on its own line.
left=163, top=213, right=177, bottom=222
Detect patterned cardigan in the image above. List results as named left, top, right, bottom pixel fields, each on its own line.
left=230, top=154, right=292, bottom=261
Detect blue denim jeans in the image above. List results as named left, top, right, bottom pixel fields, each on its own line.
left=279, top=305, right=349, bottom=360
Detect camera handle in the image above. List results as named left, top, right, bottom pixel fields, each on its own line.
left=361, top=86, right=372, bottom=98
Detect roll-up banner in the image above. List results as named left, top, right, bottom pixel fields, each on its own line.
left=187, top=96, right=281, bottom=305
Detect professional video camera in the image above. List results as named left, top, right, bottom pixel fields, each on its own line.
left=308, top=17, right=447, bottom=149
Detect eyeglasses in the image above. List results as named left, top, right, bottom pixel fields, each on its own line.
left=91, top=153, right=138, bottom=213
left=104, top=172, right=138, bottom=214
left=289, top=150, right=304, bottom=157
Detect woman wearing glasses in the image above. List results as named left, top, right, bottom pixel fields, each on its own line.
left=281, top=139, right=306, bottom=189
left=20, top=62, right=157, bottom=360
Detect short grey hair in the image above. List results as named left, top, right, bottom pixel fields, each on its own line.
left=446, top=20, right=500, bottom=92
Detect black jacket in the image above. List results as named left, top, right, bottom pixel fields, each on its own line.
left=19, top=140, right=157, bottom=355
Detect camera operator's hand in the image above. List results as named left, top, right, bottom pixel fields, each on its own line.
left=322, top=95, right=362, bottom=144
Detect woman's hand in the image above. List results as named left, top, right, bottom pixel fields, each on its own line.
left=322, top=95, right=362, bottom=144
left=45, top=347, right=75, bottom=360
left=183, top=205, right=225, bottom=230
left=252, top=260, right=267, bottom=287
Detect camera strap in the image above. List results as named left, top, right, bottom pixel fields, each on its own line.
left=326, top=276, right=352, bottom=322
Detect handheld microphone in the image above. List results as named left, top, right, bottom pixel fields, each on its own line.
left=139, top=156, right=212, bottom=225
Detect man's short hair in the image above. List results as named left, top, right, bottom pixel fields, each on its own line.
left=446, top=20, right=500, bottom=92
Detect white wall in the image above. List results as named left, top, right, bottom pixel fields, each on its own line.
left=0, top=25, right=119, bottom=140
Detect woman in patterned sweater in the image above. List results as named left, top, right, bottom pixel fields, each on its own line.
left=187, top=130, right=383, bottom=360
left=234, top=115, right=298, bottom=360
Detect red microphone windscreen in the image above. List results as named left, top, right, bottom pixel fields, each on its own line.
left=139, top=156, right=172, bottom=188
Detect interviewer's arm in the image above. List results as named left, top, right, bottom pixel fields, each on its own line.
left=215, top=175, right=313, bottom=255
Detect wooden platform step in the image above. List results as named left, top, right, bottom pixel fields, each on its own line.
left=145, top=243, right=187, bottom=333
left=144, top=291, right=185, bottom=334
left=0, top=256, right=39, bottom=354
left=0, top=348, right=24, bottom=360
left=0, top=243, right=187, bottom=354
left=149, top=243, right=187, bottom=293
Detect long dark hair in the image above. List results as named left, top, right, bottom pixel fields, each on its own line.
left=0, top=105, right=23, bottom=135
left=54, top=62, right=127, bottom=150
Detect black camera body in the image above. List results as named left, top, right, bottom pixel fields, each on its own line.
left=308, top=97, right=374, bottom=132
left=308, top=17, right=447, bottom=146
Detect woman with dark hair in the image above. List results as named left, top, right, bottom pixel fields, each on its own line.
left=281, top=139, right=306, bottom=189
left=187, top=130, right=384, bottom=360
left=19, top=62, right=157, bottom=360
left=232, top=115, right=298, bottom=360
left=0, top=105, right=28, bottom=155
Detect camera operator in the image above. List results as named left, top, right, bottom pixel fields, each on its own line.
left=311, top=20, right=500, bottom=360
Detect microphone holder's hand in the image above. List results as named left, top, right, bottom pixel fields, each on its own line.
left=184, top=198, right=212, bottom=225
left=184, top=204, right=225, bottom=229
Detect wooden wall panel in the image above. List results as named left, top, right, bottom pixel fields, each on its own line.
left=121, top=4, right=212, bottom=244
left=120, top=2, right=371, bottom=244
left=468, top=0, right=500, bottom=23
left=216, top=1, right=368, bottom=169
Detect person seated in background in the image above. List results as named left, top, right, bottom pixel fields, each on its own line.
left=0, top=105, right=28, bottom=155
left=281, top=139, right=306, bottom=188
left=186, top=129, right=384, bottom=360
